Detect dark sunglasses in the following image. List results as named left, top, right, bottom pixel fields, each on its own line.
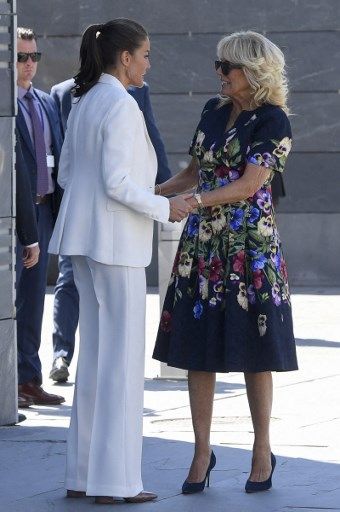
left=215, top=60, right=242, bottom=75
left=17, top=52, right=42, bottom=63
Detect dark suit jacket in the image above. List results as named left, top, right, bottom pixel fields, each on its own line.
left=16, top=132, right=38, bottom=246
left=50, top=78, right=171, bottom=184
left=16, top=88, right=64, bottom=220
left=271, top=173, right=286, bottom=203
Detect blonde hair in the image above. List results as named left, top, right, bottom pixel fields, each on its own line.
left=217, top=31, right=289, bottom=113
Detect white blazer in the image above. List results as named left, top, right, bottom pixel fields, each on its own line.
left=49, top=74, right=170, bottom=267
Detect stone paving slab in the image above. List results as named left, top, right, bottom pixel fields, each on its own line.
left=0, top=289, right=339, bottom=511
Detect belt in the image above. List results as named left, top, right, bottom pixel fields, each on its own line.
left=35, top=194, right=50, bottom=205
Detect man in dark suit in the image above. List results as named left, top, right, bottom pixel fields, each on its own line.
left=49, top=78, right=172, bottom=382
left=16, top=134, right=39, bottom=411
left=16, top=27, right=64, bottom=405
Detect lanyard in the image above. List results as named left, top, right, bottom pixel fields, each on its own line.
left=18, top=97, right=45, bottom=132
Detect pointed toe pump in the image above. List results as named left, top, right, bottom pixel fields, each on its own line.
left=182, top=451, right=216, bottom=494
left=245, top=452, right=276, bottom=493
left=95, top=491, right=157, bottom=505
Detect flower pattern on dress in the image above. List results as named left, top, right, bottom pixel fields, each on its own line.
left=160, top=99, right=292, bottom=335
left=153, top=98, right=298, bottom=374
left=273, top=137, right=292, bottom=158
left=258, top=314, right=267, bottom=336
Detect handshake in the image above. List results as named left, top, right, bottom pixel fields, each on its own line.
left=168, top=194, right=196, bottom=223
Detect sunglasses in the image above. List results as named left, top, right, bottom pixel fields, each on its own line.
left=17, top=52, right=42, bottom=63
left=215, top=60, right=242, bottom=75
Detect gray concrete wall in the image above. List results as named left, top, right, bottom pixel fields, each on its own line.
left=17, top=0, right=340, bottom=285
left=0, top=0, right=17, bottom=426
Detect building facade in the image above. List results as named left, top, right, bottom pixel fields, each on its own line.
left=0, top=0, right=17, bottom=425
left=17, top=0, right=340, bottom=286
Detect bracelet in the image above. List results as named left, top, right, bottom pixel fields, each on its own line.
left=194, top=193, right=204, bottom=207
left=155, top=183, right=162, bottom=195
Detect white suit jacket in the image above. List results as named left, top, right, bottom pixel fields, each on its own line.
left=49, top=74, right=170, bottom=267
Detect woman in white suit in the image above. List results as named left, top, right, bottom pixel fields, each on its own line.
left=49, top=19, right=191, bottom=505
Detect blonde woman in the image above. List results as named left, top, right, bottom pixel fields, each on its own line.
left=153, top=31, right=298, bottom=494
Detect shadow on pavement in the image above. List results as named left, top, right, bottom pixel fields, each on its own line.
left=296, top=338, right=340, bottom=348
left=0, top=431, right=339, bottom=512
left=144, top=378, right=245, bottom=394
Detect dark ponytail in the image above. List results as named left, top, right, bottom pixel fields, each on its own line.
left=73, top=18, right=148, bottom=97
left=73, top=24, right=103, bottom=97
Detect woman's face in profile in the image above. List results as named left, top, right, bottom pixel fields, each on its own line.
left=217, top=65, right=251, bottom=100
left=126, top=37, right=151, bottom=88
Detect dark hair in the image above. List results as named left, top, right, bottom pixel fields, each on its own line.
left=73, top=18, right=148, bottom=97
left=17, top=27, right=37, bottom=41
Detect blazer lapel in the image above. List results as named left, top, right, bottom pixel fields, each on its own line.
left=34, top=90, right=61, bottom=161
left=16, top=105, right=35, bottom=159
left=34, top=90, right=53, bottom=133
left=140, top=111, right=157, bottom=174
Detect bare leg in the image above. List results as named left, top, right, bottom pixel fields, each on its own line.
left=244, top=371, right=273, bottom=482
left=186, top=370, right=216, bottom=482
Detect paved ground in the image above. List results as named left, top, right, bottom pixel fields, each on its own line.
left=0, top=288, right=340, bottom=511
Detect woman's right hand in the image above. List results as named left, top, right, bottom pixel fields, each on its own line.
left=168, top=194, right=193, bottom=222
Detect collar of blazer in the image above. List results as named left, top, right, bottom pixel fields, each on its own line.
left=89, top=73, right=155, bottom=158
left=17, top=106, right=35, bottom=159
left=98, top=73, right=128, bottom=92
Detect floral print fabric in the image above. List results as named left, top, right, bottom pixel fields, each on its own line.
left=153, top=99, right=298, bottom=373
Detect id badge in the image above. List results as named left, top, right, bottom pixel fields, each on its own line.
left=46, top=154, right=55, bottom=168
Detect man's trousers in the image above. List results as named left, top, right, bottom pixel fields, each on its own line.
left=52, top=255, right=79, bottom=365
left=16, top=199, right=53, bottom=385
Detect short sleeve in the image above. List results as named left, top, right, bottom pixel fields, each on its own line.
left=189, top=97, right=219, bottom=157
left=247, top=107, right=292, bottom=173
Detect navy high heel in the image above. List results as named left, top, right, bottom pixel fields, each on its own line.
left=245, top=452, right=276, bottom=493
left=182, top=451, right=216, bottom=494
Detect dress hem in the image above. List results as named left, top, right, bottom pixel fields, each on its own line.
left=153, top=356, right=298, bottom=373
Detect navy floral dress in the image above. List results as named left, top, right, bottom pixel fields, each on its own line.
left=153, top=98, right=298, bottom=373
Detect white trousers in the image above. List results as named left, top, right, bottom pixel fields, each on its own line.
left=65, top=256, right=146, bottom=497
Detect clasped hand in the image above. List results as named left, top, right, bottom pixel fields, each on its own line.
left=168, top=194, right=195, bottom=222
